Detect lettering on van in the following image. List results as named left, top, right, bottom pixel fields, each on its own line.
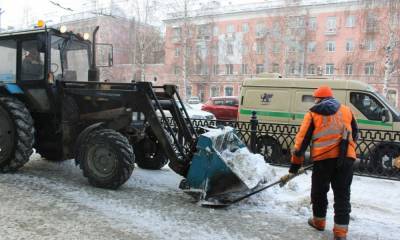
left=260, top=93, right=273, bottom=105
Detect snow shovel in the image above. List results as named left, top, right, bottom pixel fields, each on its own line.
left=182, top=127, right=263, bottom=200
left=200, top=164, right=313, bottom=208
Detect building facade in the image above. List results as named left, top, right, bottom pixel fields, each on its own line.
left=160, top=0, right=400, bottom=107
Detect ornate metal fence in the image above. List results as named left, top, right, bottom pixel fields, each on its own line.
left=165, top=114, right=400, bottom=180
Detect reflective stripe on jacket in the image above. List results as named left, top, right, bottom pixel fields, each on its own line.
left=291, top=104, right=357, bottom=165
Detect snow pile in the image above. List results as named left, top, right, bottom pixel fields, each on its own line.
left=221, top=147, right=275, bottom=189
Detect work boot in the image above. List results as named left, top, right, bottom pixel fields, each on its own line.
left=333, top=224, right=348, bottom=240
left=333, top=237, right=346, bottom=240
left=308, top=217, right=326, bottom=231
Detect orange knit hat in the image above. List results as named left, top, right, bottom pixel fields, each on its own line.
left=313, top=85, right=333, bottom=98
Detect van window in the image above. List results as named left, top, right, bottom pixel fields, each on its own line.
left=302, top=95, right=314, bottom=103
left=350, top=92, right=384, bottom=121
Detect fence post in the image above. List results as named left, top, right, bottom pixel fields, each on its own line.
left=250, top=111, right=258, bottom=153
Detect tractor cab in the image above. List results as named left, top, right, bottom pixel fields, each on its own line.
left=0, top=24, right=104, bottom=113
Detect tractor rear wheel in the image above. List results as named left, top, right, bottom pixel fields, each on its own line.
left=134, top=137, right=168, bottom=170
left=77, top=129, right=135, bottom=189
left=0, top=97, right=34, bottom=172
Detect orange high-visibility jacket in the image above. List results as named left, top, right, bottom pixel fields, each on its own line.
left=292, top=103, right=358, bottom=165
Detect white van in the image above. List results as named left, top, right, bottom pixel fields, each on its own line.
left=238, top=76, right=400, bottom=172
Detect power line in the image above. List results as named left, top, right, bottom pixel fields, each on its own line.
left=49, top=1, right=74, bottom=11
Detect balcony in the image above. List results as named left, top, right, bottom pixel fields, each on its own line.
left=325, top=28, right=337, bottom=35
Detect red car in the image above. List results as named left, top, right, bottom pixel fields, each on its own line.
left=201, top=96, right=239, bottom=121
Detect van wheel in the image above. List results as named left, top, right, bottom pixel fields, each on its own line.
left=256, top=136, right=283, bottom=164
left=369, top=143, right=400, bottom=176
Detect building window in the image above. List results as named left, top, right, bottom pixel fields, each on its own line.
left=242, top=23, right=249, bottom=33
left=227, top=24, right=235, bottom=33
left=175, top=47, right=180, bottom=57
left=241, top=64, right=248, bottom=74
left=346, top=39, right=354, bottom=52
left=391, top=13, right=400, bottom=26
left=326, top=41, right=336, bottom=52
left=366, top=13, right=378, bottom=32
left=309, top=17, right=317, bottom=31
left=255, top=23, right=266, bottom=37
left=210, top=86, right=220, bottom=97
left=226, top=41, right=234, bottom=55
left=288, top=16, right=305, bottom=28
left=197, top=24, right=211, bottom=40
left=225, top=64, right=233, bottom=75
left=345, top=15, right=356, bottom=27
left=345, top=63, right=353, bottom=75
left=288, top=41, right=297, bottom=52
left=174, top=65, right=180, bottom=75
left=365, top=62, right=375, bottom=75
left=225, top=86, right=234, bottom=96
left=308, top=64, right=316, bottom=75
left=213, top=64, right=219, bottom=75
left=326, top=16, right=337, bottom=33
left=272, top=43, right=280, bottom=53
left=213, top=26, right=219, bottom=36
left=172, top=27, right=181, bottom=41
left=256, top=41, right=264, bottom=55
left=308, top=41, right=316, bottom=52
left=186, top=85, right=192, bottom=98
left=256, top=64, right=264, bottom=74
left=365, top=38, right=376, bottom=51
left=272, top=63, right=280, bottom=73
left=325, top=63, right=334, bottom=75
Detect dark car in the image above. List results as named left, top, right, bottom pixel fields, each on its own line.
left=201, top=96, right=239, bottom=121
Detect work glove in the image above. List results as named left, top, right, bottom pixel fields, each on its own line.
left=289, top=163, right=301, bottom=174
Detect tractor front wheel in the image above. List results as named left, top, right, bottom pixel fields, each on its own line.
left=0, top=97, right=34, bottom=172
left=77, top=129, right=135, bottom=189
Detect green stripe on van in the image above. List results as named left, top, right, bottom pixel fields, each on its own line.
left=240, top=108, right=393, bottom=128
left=240, top=109, right=292, bottom=118
left=356, top=119, right=392, bottom=127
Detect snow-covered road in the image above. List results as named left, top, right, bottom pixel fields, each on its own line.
left=0, top=154, right=399, bottom=240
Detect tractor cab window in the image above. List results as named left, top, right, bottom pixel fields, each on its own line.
left=21, top=40, right=44, bottom=80
left=350, top=92, right=385, bottom=121
left=51, top=35, right=90, bottom=82
left=0, top=40, right=17, bottom=83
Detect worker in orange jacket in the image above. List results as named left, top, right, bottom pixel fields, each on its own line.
left=289, top=86, right=358, bottom=240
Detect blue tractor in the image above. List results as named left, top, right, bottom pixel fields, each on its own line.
left=0, top=24, right=267, bottom=204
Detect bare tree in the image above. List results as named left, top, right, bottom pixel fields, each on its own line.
left=130, top=0, right=163, bottom=81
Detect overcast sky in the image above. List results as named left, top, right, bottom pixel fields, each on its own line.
left=0, top=0, right=266, bottom=29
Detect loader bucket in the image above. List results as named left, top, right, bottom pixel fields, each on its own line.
left=183, top=127, right=265, bottom=200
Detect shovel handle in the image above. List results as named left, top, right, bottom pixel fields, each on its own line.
left=279, top=164, right=313, bottom=187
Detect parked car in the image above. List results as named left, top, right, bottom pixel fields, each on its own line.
left=157, top=100, right=215, bottom=120
left=187, top=96, right=201, bottom=104
left=201, top=96, right=239, bottom=121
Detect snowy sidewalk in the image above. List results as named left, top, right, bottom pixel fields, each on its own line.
left=0, top=154, right=399, bottom=240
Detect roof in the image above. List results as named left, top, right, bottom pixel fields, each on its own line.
left=0, top=28, right=49, bottom=37
left=164, top=0, right=360, bottom=22
left=242, top=77, right=374, bottom=92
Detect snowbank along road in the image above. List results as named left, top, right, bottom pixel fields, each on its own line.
left=0, top=153, right=399, bottom=240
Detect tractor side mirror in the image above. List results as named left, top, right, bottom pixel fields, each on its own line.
left=95, top=43, right=113, bottom=67
left=381, top=109, right=390, bottom=122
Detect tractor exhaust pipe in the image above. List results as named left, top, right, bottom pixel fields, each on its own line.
left=88, top=26, right=100, bottom=82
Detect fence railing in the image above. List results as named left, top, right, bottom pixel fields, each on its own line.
left=166, top=112, right=400, bottom=181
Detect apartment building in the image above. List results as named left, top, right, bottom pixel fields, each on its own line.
left=160, top=0, right=400, bottom=107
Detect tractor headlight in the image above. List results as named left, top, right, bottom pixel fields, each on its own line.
left=59, top=25, right=67, bottom=33
left=83, top=32, right=90, bottom=40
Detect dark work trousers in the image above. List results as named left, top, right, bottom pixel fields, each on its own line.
left=311, top=157, right=354, bottom=225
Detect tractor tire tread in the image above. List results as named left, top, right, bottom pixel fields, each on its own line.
left=0, top=97, right=34, bottom=172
